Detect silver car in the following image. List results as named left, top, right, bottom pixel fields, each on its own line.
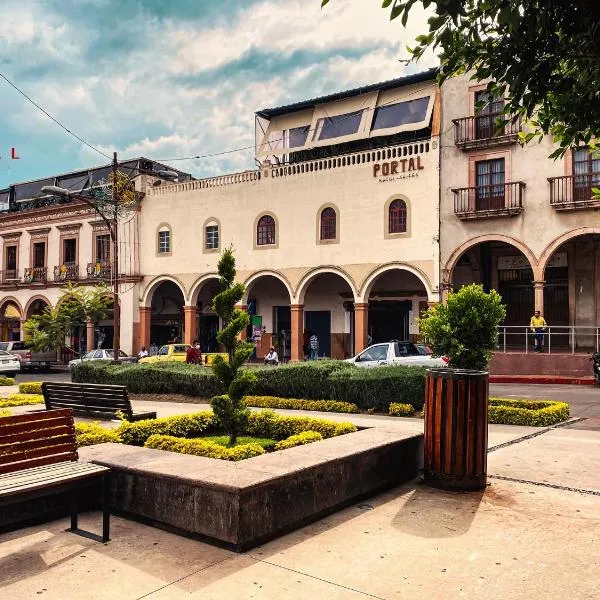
left=346, top=341, right=448, bottom=368
left=68, top=349, right=137, bottom=370
left=0, top=350, right=21, bottom=377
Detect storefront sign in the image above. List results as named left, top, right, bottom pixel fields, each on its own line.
left=498, top=252, right=567, bottom=270
left=0, top=148, right=20, bottom=160
left=373, top=156, right=424, bottom=179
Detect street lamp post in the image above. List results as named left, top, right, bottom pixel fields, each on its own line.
left=42, top=156, right=178, bottom=361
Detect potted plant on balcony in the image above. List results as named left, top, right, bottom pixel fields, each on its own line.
left=419, top=284, right=506, bottom=491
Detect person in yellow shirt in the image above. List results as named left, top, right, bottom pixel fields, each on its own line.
left=530, top=311, right=547, bottom=353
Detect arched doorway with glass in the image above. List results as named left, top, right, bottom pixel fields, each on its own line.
left=193, top=277, right=222, bottom=353
left=0, top=298, right=23, bottom=341
left=149, top=280, right=185, bottom=350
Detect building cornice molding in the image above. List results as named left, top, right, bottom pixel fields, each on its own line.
left=0, top=204, right=94, bottom=231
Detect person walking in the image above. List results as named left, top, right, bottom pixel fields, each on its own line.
left=137, top=346, right=149, bottom=360
left=264, top=346, right=279, bottom=366
left=309, top=332, right=319, bottom=360
left=186, top=341, right=202, bottom=365
left=530, top=311, right=547, bottom=353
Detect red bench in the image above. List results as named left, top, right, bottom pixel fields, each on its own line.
left=0, top=409, right=111, bottom=542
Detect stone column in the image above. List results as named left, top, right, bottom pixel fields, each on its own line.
left=290, top=304, right=304, bottom=362
left=139, top=306, right=151, bottom=350
left=354, top=303, right=369, bottom=355
left=184, top=306, right=198, bottom=345
left=533, top=281, right=545, bottom=314
left=86, top=320, right=95, bottom=351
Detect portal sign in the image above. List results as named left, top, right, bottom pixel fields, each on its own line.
left=373, top=155, right=423, bottom=178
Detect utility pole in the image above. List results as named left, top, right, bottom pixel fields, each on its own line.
left=111, top=151, right=121, bottom=362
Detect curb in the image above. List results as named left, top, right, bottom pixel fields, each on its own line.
left=490, top=375, right=595, bottom=386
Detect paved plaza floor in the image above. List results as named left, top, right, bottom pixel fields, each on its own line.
left=2, top=394, right=599, bottom=599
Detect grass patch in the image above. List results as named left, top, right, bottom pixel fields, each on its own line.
left=201, top=435, right=277, bottom=451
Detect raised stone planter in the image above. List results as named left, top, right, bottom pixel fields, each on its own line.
left=80, top=428, right=422, bottom=551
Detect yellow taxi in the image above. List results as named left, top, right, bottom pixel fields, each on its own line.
left=139, top=344, right=189, bottom=364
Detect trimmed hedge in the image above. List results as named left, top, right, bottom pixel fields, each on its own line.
left=202, top=435, right=277, bottom=451
left=488, top=397, right=569, bottom=426
left=0, top=394, right=44, bottom=408
left=145, top=434, right=265, bottom=461
left=0, top=409, right=10, bottom=417
left=75, top=422, right=121, bottom=447
left=244, top=395, right=359, bottom=413
left=0, top=376, right=15, bottom=386
left=275, top=431, right=323, bottom=450
left=389, top=403, right=415, bottom=417
left=19, top=382, right=43, bottom=394
left=73, top=360, right=426, bottom=411
left=245, top=410, right=357, bottom=440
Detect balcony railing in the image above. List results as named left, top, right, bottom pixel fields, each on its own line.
left=87, top=261, right=111, bottom=280
left=0, top=270, right=20, bottom=284
left=498, top=325, right=600, bottom=354
left=54, top=263, right=79, bottom=282
left=453, top=113, right=520, bottom=150
left=23, top=267, right=47, bottom=283
left=549, top=173, right=600, bottom=210
left=453, top=182, right=525, bottom=219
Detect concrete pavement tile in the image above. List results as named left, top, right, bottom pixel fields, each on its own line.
left=0, top=514, right=232, bottom=600
left=488, top=427, right=600, bottom=492
left=144, top=554, right=371, bottom=600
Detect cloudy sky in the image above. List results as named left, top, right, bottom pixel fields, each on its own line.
left=0, top=0, right=436, bottom=188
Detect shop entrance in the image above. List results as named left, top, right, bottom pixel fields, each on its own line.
left=305, top=310, right=331, bottom=358
left=368, top=300, right=411, bottom=343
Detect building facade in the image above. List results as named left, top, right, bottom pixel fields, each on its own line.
left=440, top=73, right=600, bottom=351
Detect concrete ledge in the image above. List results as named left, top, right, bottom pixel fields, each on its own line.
left=79, top=428, right=422, bottom=551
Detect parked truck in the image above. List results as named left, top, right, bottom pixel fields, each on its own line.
left=0, top=341, right=58, bottom=370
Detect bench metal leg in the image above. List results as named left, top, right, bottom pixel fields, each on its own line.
left=70, top=493, right=78, bottom=532
left=102, top=474, right=110, bottom=543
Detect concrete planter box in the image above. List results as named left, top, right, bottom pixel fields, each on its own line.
left=80, top=428, right=422, bottom=551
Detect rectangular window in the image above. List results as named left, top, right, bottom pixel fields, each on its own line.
left=95, top=234, right=110, bottom=262
left=5, top=246, right=17, bottom=271
left=372, top=97, right=430, bottom=131
left=317, top=110, right=363, bottom=141
left=63, top=238, right=77, bottom=264
left=158, top=230, right=171, bottom=254
left=33, top=242, right=46, bottom=268
left=475, top=158, right=506, bottom=210
left=573, top=148, right=600, bottom=201
left=475, top=90, right=505, bottom=139
left=288, top=125, right=310, bottom=148
left=205, top=225, right=219, bottom=250
left=0, top=190, right=9, bottom=212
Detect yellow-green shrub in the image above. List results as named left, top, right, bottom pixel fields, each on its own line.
left=488, top=397, right=569, bottom=426
left=244, top=395, right=359, bottom=413
left=389, top=403, right=415, bottom=417
left=116, top=411, right=217, bottom=446
left=144, top=434, right=265, bottom=461
left=75, top=422, right=121, bottom=447
left=0, top=409, right=11, bottom=417
left=0, top=376, right=15, bottom=386
left=274, top=431, right=323, bottom=450
left=245, top=410, right=357, bottom=440
left=0, top=394, right=44, bottom=408
left=19, top=382, right=43, bottom=394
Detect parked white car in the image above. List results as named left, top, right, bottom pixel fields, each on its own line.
left=0, top=350, right=21, bottom=376
left=68, top=349, right=137, bottom=370
left=346, top=341, right=448, bottom=368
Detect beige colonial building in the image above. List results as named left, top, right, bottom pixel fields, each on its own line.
left=440, top=73, right=600, bottom=351
left=137, top=69, right=441, bottom=360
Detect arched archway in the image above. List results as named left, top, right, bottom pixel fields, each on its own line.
left=0, top=297, right=23, bottom=341
left=244, top=272, right=294, bottom=362
left=191, top=276, right=221, bottom=352
left=296, top=269, right=357, bottom=359
left=24, top=296, right=51, bottom=320
left=147, top=280, right=186, bottom=348
left=540, top=229, right=600, bottom=350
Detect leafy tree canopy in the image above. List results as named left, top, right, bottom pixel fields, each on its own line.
left=322, top=0, right=600, bottom=157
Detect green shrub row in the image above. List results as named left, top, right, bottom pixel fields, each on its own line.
left=73, top=360, right=427, bottom=410
left=0, top=394, right=44, bottom=408
left=0, top=376, right=15, bottom=386
left=0, top=409, right=11, bottom=418
left=388, top=403, right=415, bottom=417
left=274, top=431, right=323, bottom=450
left=488, top=397, right=569, bottom=426
left=75, top=422, right=122, bottom=447
left=19, top=382, right=43, bottom=394
left=202, top=435, right=277, bottom=451
left=244, top=395, right=359, bottom=413
left=145, top=434, right=265, bottom=461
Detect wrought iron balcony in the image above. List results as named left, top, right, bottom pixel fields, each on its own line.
left=54, top=263, right=79, bottom=282
left=0, top=270, right=20, bottom=285
left=87, top=261, right=111, bottom=280
left=453, top=113, right=520, bottom=150
left=23, top=267, right=47, bottom=283
left=549, top=174, right=600, bottom=210
left=453, top=182, right=525, bottom=220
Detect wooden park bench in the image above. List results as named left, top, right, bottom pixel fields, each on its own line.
left=42, top=382, right=156, bottom=422
left=0, top=409, right=110, bottom=542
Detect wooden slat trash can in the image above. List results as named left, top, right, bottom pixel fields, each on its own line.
left=423, top=369, right=489, bottom=491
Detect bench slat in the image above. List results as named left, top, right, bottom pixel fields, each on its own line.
left=0, top=410, right=73, bottom=428
left=1, top=441, right=77, bottom=464
left=0, top=425, right=75, bottom=445
left=0, top=434, right=76, bottom=458
left=0, top=461, right=104, bottom=490
left=0, top=453, right=78, bottom=475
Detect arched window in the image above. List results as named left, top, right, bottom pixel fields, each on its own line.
left=257, top=215, right=276, bottom=246
left=204, top=219, right=220, bottom=251
left=320, top=207, right=337, bottom=240
left=157, top=224, right=172, bottom=254
left=388, top=200, right=407, bottom=234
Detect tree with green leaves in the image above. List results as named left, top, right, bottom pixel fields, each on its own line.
left=24, top=283, right=113, bottom=353
left=322, top=0, right=600, bottom=158
left=210, top=247, right=256, bottom=446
